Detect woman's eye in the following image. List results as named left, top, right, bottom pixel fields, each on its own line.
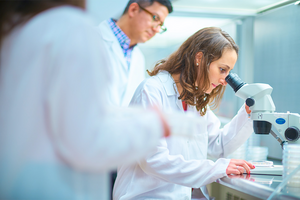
left=220, top=68, right=226, bottom=73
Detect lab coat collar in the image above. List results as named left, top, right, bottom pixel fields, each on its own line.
left=157, top=71, right=178, bottom=97
left=157, top=71, right=184, bottom=111
left=97, top=21, right=128, bottom=71
left=98, top=21, right=113, bottom=42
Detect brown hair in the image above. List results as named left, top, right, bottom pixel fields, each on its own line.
left=123, top=0, right=173, bottom=15
left=148, top=27, right=238, bottom=116
left=0, top=0, right=85, bottom=50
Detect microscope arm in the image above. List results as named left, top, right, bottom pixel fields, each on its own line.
left=251, top=112, right=300, bottom=145
left=269, top=129, right=288, bottom=149
left=225, top=73, right=300, bottom=147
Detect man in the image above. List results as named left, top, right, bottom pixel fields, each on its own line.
left=95, top=1, right=172, bottom=198
left=96, top=0, right=173, bottom=107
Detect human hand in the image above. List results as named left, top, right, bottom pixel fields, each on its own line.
left=226, top=159, right=255, bottom=175
left=153, top=106, right=171, bottom=138
left=245, top=104, right=251, bottom=114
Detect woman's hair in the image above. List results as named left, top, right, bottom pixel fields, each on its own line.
left=148, top=27, right=239, bottom=116
left=0, top=0, right=85, bottom=48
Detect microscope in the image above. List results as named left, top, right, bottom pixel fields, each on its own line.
left=225, top=73, right=300, bottom=148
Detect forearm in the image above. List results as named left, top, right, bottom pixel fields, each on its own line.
left=207, top=106, right=253, bottom=158
left=139, top=143, right=230, bottom=188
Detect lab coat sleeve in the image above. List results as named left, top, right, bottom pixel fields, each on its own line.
left=131, top=83, right=230, bottom=188
left=206, top=106, right=254, bottom=158
left=46, top=21, right=163, bottom=172
left=139, top=141, right=230, bottom=188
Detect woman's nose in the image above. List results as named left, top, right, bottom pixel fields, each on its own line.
left=220, top=72, right=230, bottom=86
left=220, top=79, right=227, bottom=86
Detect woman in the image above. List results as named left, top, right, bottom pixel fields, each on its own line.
left=113, top=27, right=255, bottom=200
left=0, top=1, right=170, bottom=200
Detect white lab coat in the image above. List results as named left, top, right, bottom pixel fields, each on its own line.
left=0, top=6, right=164, bottom=200
left=95, top=20, right=146, bottom=107
left=113, top=71, right=254, bottom=200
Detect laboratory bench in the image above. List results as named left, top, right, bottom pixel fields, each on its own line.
left=207, top=173, right=300, bottom=200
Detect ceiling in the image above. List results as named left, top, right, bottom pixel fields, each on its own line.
left=87, top=0, right=299, bottom=47
left=170, top=0, right=297, bottom=15
left=140, top=0, right=298, bottom=47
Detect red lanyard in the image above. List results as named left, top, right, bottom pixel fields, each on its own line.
left=182, top=101, right=187, bottom=111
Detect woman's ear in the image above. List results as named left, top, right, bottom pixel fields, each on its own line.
left=195, top=52, right=203, bottom=66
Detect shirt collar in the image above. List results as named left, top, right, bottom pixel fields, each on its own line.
left=108, top=18, right=136, bottom=50
left=157, top=71, right=179, bottom=97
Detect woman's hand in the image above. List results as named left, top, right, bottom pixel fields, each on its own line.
left=226, top=159, right=255, bottom=175
left=245, top=104, right=251, bottom=114
left=152, top=106, right=171, bottom=138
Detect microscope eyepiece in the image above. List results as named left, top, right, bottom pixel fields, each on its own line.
left=225, top=73, right=246, bottom=93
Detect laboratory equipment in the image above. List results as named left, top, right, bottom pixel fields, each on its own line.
left=227, top=140, right=248, bottom=160
left=247, top=146, right=268, bottom=161
left=248, top=161, right=283, bottom=176
left=225, top=73, right=300, bottom=147
left=250, top=161, right=274, bottom=167
left=282, top=144, right=300, bottom=187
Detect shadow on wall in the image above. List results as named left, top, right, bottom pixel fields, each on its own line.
left=86, top=0, right=127, bottom=25
left=139, top=43, right=182, bottom=77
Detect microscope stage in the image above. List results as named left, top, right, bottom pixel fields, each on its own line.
left=245, top=165, right=283, bottom=175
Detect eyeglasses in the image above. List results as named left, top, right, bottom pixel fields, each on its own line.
left=137, top=4, right=167, bottom=34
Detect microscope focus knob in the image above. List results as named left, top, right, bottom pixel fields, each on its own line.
left=246, top=98, right=255, bottom=107
left=285, top=126, right=300, bottom=141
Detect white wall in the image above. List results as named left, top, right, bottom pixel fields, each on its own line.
left=86, top=0, right=127, bottom=25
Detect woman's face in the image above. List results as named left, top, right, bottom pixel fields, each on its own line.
left=206, top=49, right=237, bottom=94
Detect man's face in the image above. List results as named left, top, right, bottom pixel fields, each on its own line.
left=130, top=2, right=169, bottom=44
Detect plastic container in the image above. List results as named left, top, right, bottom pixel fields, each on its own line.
left=249, top=161, right=273, bottom=167
left=247, top=146, right=268, bottom=161
left=282, top=144, right=300, bottom=188
left=227, top=140, right=248, bottom=160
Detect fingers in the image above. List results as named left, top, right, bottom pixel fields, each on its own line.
left=239, top=162, right=251, bottom=174
left=237, top=166, right=245, bottom=174
left=245, top=160, right=256, bottom=169
left=240, top=160, right=255, bottom=174
left=232, top=167, right=242, bottom=175
left=227, top=166, right=243, bottom=175
left=161, top=115, right=171, bottom=137
left=232, top=166, right=244, bottom=175
left=226, top=162, right=243, bottom=175
left=152, top=106, right=170, bottom=137
left=245, top=104, right=251, bottom=114
left=227, top=159, right=256, bottom=175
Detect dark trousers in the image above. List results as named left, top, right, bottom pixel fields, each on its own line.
left=110, top=170, right=117, bottom=200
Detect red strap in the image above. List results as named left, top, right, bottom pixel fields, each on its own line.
left=182, top=101, right=187, bottom=111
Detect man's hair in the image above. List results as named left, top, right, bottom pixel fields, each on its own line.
left=122, top=0, right=173, bottom=15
